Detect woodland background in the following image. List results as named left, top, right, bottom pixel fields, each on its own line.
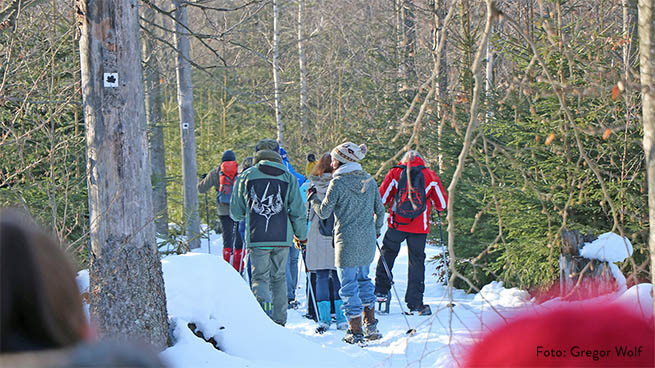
left=1, top=0, right=651, bottom=295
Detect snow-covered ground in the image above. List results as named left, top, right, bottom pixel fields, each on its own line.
left=75, top=226, right=652, bottom=367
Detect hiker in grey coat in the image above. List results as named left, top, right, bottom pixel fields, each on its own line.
left=309, top=142, right=385, bottom=345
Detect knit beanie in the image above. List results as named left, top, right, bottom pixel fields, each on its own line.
left=221, top=150, right=236, bottom=162
left=255, top=139, right=280, bottom=153
left=331, top=142, right=367, bottom=163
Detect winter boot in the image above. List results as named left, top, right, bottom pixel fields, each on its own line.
left=232, top=248, right=244, bottom=272
left=316, top=301, right=332, bottom=333
left=222, top=247, right=232, bottom=263
left=343, top=316, right=364, bottom=345
left=376, top=290, right=391, bottom=314
left=334, top=300, right=348, bottom=330
left=409, top=304, right=432, bottom=316
left=363, top=305, right=383, bottom=341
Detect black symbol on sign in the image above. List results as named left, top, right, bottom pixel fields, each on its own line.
left=106, top=75, right=117, bottom=84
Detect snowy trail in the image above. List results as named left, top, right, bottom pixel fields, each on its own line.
left=154, top=224, right=530, bottom=368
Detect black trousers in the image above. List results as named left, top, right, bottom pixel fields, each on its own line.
left=374, top=227, right=427, bottom=308
left=219, top=215, right=243, bottom=250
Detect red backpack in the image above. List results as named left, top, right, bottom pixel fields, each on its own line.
left=217, top=161, right=238, bottom=204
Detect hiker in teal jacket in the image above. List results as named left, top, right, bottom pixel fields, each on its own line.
left=230, top=139, right=308, bottom=326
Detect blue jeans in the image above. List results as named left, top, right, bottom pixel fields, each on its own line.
left=316, top=269, right=341, bottom=302
left=337, top=265, right=375, bottom=320
left=286, top=246, right=299, bottom=300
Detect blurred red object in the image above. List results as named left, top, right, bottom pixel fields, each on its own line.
left=464, top=303, right=654, bottom=367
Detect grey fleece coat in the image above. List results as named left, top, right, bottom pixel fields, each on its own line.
left=310, top=169, right=385, bottom=268
left=305, top=174, right=335, bottom=271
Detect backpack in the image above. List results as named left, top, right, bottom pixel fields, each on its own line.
left=217, top=161, right=238, bottom=204
left=317, top=214, right=335, bottom=237
left=392, top=165, right=427, bottom=226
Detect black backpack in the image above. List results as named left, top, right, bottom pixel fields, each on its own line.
left=392, top=165, right=427, bottom=226
left=317, top=214, right=335, bottom=237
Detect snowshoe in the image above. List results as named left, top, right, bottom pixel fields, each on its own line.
left=315, top=323, right=329, bottom=334
left=287, top=299, right=299, bottom=310
left=409, top=304, right=432, bottom=316
left=375, top=291, right=391, bottom=314
left=343, top=330, right=365, bottom=345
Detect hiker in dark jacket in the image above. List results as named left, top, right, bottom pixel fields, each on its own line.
left=198, top=150, right=243, bottom=271
left=230, top=140, right=308, bottom=326
left=375, top=150, right=447, bottom=316
left=309, top=142, right=385, bottom=344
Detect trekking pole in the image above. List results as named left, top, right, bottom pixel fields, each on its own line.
left=437, top=211, right=447, bottom=285
left=302, top=194, right=324, bottom=333
left=299, top=245, right=324, bottom=334
left=375, top=241, right=416, bottom=335
left=205, top=193, right=211, bottom=254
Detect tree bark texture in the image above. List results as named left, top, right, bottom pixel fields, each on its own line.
left=273, top=0, right=283, bottom=146
left=173, top=0, right=201, bottom=248
left=76, top=0, right=169, bottom=348
left=433, top=0, right=448, bottom=174
left=142, top=2, right=168, bottom=239
left=638, top=0, right=655, bottom=317
left=399, top=0, right=417, bottom=93
left=298, top=0, right=308, bottom=145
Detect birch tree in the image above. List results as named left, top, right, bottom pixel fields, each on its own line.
left=637, top=0, right=655, bottom=315
left=273, top=0, right=283, bottom=145
left=76, top=0, right=169, bottom=347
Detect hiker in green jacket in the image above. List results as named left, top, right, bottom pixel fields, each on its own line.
left=230, top=139, right=308, bottom=326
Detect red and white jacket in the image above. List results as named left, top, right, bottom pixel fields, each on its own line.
left=379, top=156, right=447, bottom=234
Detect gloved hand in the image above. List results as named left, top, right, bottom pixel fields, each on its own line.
left=307, top=186, right=317, bottom=201
left=293, top=236, right=307, bottom=250
left=201, top=173, right=207, bottom=180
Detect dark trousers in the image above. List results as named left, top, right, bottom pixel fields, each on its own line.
left=316, top=269, right=341, bottom=302
left=219, top=215, right=243, bottom=250
left=374, top=227, right=427, bottom=308
left=306, top=271, right=337, bottom=320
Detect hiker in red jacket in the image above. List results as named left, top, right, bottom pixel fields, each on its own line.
left=374, top=150, right=447, bottom=316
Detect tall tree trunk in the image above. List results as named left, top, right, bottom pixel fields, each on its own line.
left=433, top=0, right=449, bottom=174
left=173, top=0, right=201, bottom=248
left=399, top=0, right=417, bottom=95
left=273, top=0, right=283, bottom=145
left=76, top=0, right=169, bottom=347
left=142, top=1, right=168, bottom=239
left=637, top=0, right=655, bottom=317
left=298, top=0, right=309, bottom=146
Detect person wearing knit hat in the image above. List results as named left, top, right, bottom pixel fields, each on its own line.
left=198, top=149, right=243, bottom=271
left=309, top=141, right=385, bottom=344
left=230, top=139, right=308, bottom=326
left=330, top=142, right=368, bottom=164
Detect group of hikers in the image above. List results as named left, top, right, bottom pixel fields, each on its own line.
left=199, top=139, right=448, bottom=344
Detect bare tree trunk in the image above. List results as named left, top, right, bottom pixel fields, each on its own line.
left=142, top=1, right=168, bottom=239
left=433, top=0, right=449, bottom=174
left=76, top=0, right=169, bottom=347
left=298, top=0, right=309, bottom=146
left=399, top=0, right=417, bottom=94
left=173, top=0, right=201, bottom=248
left=273, top=0, right=283, bottom=145
left=637, top=0, right=655, bottom=317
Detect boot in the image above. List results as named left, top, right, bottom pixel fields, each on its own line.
left=232, top=248, right=244, bottom=272
left=343, top=316, right=364, bottom=345
left=363, top=305, right=382, bottom=341
left=317, top=301, right=332, bottom=332
left=222, top=247, right=232, bottom=263
left=334, top=300, right=348, bottom=330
